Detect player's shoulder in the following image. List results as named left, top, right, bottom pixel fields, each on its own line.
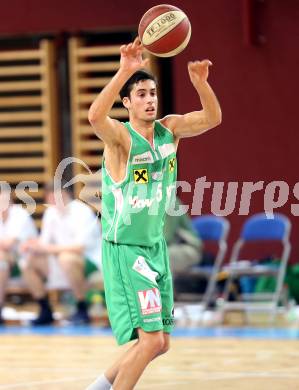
left=103, top=120, right=131, bottom=151
left=103, top=121, right=131, bottom=161
left=158, top=115, right=180, bottom=133
left=107, top=119, right=130, bottom=144
left=92, top=117, right=130, bottom=152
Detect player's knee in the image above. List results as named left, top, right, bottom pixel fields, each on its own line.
left=141, top=333, right=165, bottom=357
left=160, top=337, right=170, bottom=355
left=59, top=251, right=82, bottom=266
left=155, top=336, right=170, bottom=357
left=148, top=334, right=165, bottom=356
left=59, top=251, right=75, bottom=263
left=22, top=254, right=37, bottom=271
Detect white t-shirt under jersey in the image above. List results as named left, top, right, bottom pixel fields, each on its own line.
left=0, top=204, right=37, bottom=244
left=40, top=200, right=101, bottom=269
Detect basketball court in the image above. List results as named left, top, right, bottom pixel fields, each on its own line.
left=1, top=325, right=299, bottom=389
left=0, top=1, right=298, bottom=390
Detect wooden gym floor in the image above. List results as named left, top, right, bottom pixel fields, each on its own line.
left=0, top=328, right=299, bottom=389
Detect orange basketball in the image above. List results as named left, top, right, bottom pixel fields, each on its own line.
left=138, top=4, right=191, bottom=57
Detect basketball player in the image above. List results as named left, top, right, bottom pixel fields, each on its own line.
left=86, top=37, right=221, bottom=390
left=0, top=187, right=37, bottom=324
left=21, top=182, right=101, bottom=325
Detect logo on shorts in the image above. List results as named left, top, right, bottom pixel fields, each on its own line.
left=143, top=316, right=162, bottom=323
left=163, top=318, right=175, bottom=326
left=134, top=169, right=149, bottom=184
left=138, top=288, right=161, bottom=315
left=133, top=256, right=158, bottom=285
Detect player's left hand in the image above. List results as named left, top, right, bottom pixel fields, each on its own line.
left=188, top=60, right=212, bottom=86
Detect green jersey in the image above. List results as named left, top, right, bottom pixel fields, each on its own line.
left=101, top=120, right=177, bottom=247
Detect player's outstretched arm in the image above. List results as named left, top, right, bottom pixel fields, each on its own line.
left=88, top=38, right=149, bottom=145
left=162, top=60, right=222, bottom=139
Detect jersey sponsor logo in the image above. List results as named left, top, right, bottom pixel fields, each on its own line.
left=169, top=157, right=176, bottom=172
left=158, top=143, right=176, bottom=159
left=134, top=169, right=149, bottom=184
left=138, top=288, right=162, bottom=315
left=129, top=183, right=173, bottom=210
left=133, top=256, right=158, bottom=285
left=128, top=182, right=164, bottom=209
left=129, top=196, right=154, bottom=208
left=132, top=152, right=154, bottom=165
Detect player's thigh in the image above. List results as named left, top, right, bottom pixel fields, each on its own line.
left=58, top=251, right=84, bottom=271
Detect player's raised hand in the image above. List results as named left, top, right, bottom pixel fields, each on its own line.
left=120, top=37, right=149, bottom=74
left=188, top=60, right=212, bottom=86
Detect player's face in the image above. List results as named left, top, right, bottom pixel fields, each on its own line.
left=125, top=80, right=158, bottom=122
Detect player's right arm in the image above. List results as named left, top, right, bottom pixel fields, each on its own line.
left=88, top=38, right=149, bottom=146
left=88, top=71, right=130, bottom=145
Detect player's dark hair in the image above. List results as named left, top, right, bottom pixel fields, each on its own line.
left=119, top=70, right=157, bottom=100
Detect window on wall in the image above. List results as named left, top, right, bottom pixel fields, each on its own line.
left=0, top=35, right=59, bottom=227
left=0, top=30, right=173, bottom=219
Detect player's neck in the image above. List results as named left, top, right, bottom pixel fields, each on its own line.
left=129, top=118, right=155, bottom=144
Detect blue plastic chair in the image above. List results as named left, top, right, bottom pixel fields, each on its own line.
left=189, top=215, right=230, bottom=307
left=222, top=213, right=291, bottom=319
left=192, top=215, right=230, bottom=242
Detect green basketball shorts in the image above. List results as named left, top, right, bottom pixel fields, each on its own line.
left=102, top=238, right=175, bottom=345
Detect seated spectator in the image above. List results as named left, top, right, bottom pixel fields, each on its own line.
left=0, top=186, right=37, bottom=324
left=21, top=181, right=101, bottom=325
left=164, top=197, right=202, bottom=274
